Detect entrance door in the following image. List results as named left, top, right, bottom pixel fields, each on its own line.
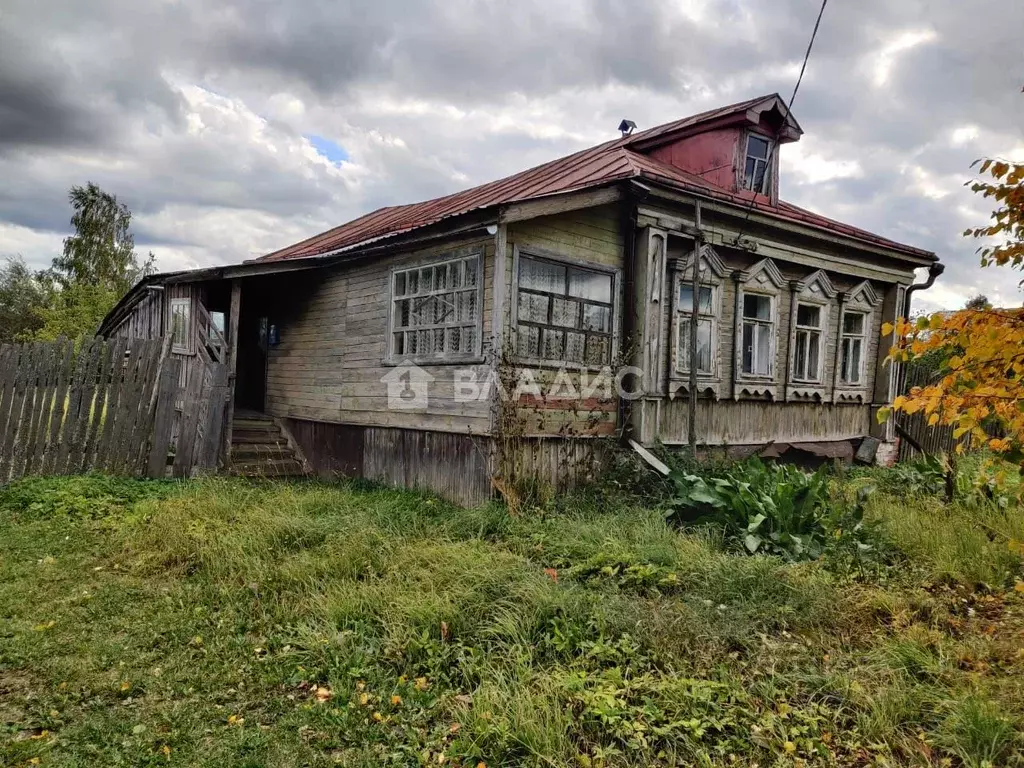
left=235, top=310, right=268, bottom=412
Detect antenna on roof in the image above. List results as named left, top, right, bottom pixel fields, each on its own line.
left=618, top=119, right=637, bottom=137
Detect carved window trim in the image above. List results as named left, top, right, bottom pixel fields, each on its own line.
left=786, top=269, right=836, bottom=402
left=734, top=258, right=785, bottom=399
left=834, top=280, right=881, bottom=404
left=669, top=244, right=727, bottom=398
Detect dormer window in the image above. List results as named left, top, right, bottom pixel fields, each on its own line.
left=743, top=134, right=773, bottom=194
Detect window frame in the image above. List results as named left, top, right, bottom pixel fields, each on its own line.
left=738, top=291, right=777, bottom=379
left=385, top=247, right=485, bottom=365
left=674, top=281, right=719, bottom=377
left=169, top=297, right=193, bottom=355
left=741, top=132, right=774, bottom=195
left=838, top=308, right=868, bottom=386
left=790, top=301, right=826, bottom=384
left=510, top=247, right=621, bottom=371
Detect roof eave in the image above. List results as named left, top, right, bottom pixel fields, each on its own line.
left=636, top=175, right=937, bottom=266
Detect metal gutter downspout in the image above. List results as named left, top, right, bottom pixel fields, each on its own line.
left=895, top=261, right=945, bottom=399
left=903, top=262, right=945, bottom=319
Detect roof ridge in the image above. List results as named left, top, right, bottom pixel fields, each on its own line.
left=623, top=93, right=783, bottom=146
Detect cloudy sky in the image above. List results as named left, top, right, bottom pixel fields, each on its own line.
left=1, top=0, right=1022, bottom=312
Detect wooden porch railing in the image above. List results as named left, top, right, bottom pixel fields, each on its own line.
left=196, top=301, right=227, bottom=365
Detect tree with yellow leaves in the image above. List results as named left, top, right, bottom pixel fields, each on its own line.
left=884, top=158, right=1024, bottom=473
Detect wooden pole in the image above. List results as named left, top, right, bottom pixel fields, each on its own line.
left=687, top=201, right=702, bottom=454
left=222, top=279, right=242, bottom=467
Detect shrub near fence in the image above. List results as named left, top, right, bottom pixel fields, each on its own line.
left=0, top=336, right=228, bottom=482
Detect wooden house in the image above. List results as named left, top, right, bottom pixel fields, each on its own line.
left=99, top=94, right=942, bottom=504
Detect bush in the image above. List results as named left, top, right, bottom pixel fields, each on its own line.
left=666, top=458, right=875, bottom=562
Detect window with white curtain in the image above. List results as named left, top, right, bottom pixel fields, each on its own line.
left=840, top=310, right=867, bottom=385
left=740, top=293, right=774, bottom=377
left=676, top=283, right=716, bottom=375
left=170, top=298, right=192, bottom=354
left=389, top=251, right=482, bottom=362
left=516, top=254, right=614, bottom=366
left=791, top=303, right=824, bottom=382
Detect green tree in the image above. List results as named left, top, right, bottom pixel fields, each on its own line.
left=0, top=256, right=48, bottom=342
left=964, top=294, right=992, bottom=310
left=37, top=183, right=155, bottom=340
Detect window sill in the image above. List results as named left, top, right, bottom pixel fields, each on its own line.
left=787, top=385, right=828, bottom=404
left=511, top=357, right=615, bottom=374
left=669, top=373, right=720, bottom=388
left=383, top=355, right=486, bottom=367
left=834, top=387, right=870, bottom=405
left=171, top=346, right=194, bottom=357
left=734, top=380, right=779, bottom=401
left=668, top=378, right=722, bottom=400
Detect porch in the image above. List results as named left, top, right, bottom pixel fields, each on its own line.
left=167, top=271, right=310, bottom=477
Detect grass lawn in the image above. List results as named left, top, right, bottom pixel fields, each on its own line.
left=0, top=471, right=1022, bottom=767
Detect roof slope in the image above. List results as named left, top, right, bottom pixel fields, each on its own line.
left=256, top=95, right=933, bottom=263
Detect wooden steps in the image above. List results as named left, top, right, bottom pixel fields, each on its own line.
left=229, top=413, right=307, bottom=477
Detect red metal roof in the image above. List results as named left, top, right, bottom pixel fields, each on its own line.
left=255, top=96, right=934, bottom=263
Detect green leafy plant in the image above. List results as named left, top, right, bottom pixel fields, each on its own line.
left=881, top=453, right=948, bottom=498
left=666, top=459, right=855, bottom=561
left=0, top=474, right=175, bottom=520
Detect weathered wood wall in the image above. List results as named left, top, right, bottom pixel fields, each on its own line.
left=264, top=239, right=495, bottom=434
left=284, top=418, right=492, bottom=507
left=645, top=399, right=872, bottom=446
left=110, top=289, right=163, bottom=341
left=104, top=281, right=226, bottom=458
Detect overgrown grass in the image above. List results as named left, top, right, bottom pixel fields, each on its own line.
left=0, top=473, right=1021, bottom=767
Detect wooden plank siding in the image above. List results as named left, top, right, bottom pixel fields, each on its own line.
left=109, top=288, right=163, bottom=341
left=264, top=238, right=496, bottom=434
left=284, top=419, right=492, bottom=507
left=648, top=400, right=872, bottom=446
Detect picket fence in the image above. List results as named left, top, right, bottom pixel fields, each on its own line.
left=895, top=360, right=961, bottom=461
left=0, top=336, right=229, bottom=483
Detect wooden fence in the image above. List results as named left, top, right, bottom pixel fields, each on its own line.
left=0, top=336, right=229, bottom=483
left=895, top=359, right=961, bottom=461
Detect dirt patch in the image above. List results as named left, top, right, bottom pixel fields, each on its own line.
left=0, top=668, right=35, bottom=729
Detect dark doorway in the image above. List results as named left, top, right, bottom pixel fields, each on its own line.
left=235, top=294, right=268, bottom=412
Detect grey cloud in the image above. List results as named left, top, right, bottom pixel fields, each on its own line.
left=0, top=0, right=1022, bottom=309
left=0, top=33, right=109, bottom=152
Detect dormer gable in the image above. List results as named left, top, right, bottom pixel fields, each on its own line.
left=625, top=94, right=802, bottom=203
